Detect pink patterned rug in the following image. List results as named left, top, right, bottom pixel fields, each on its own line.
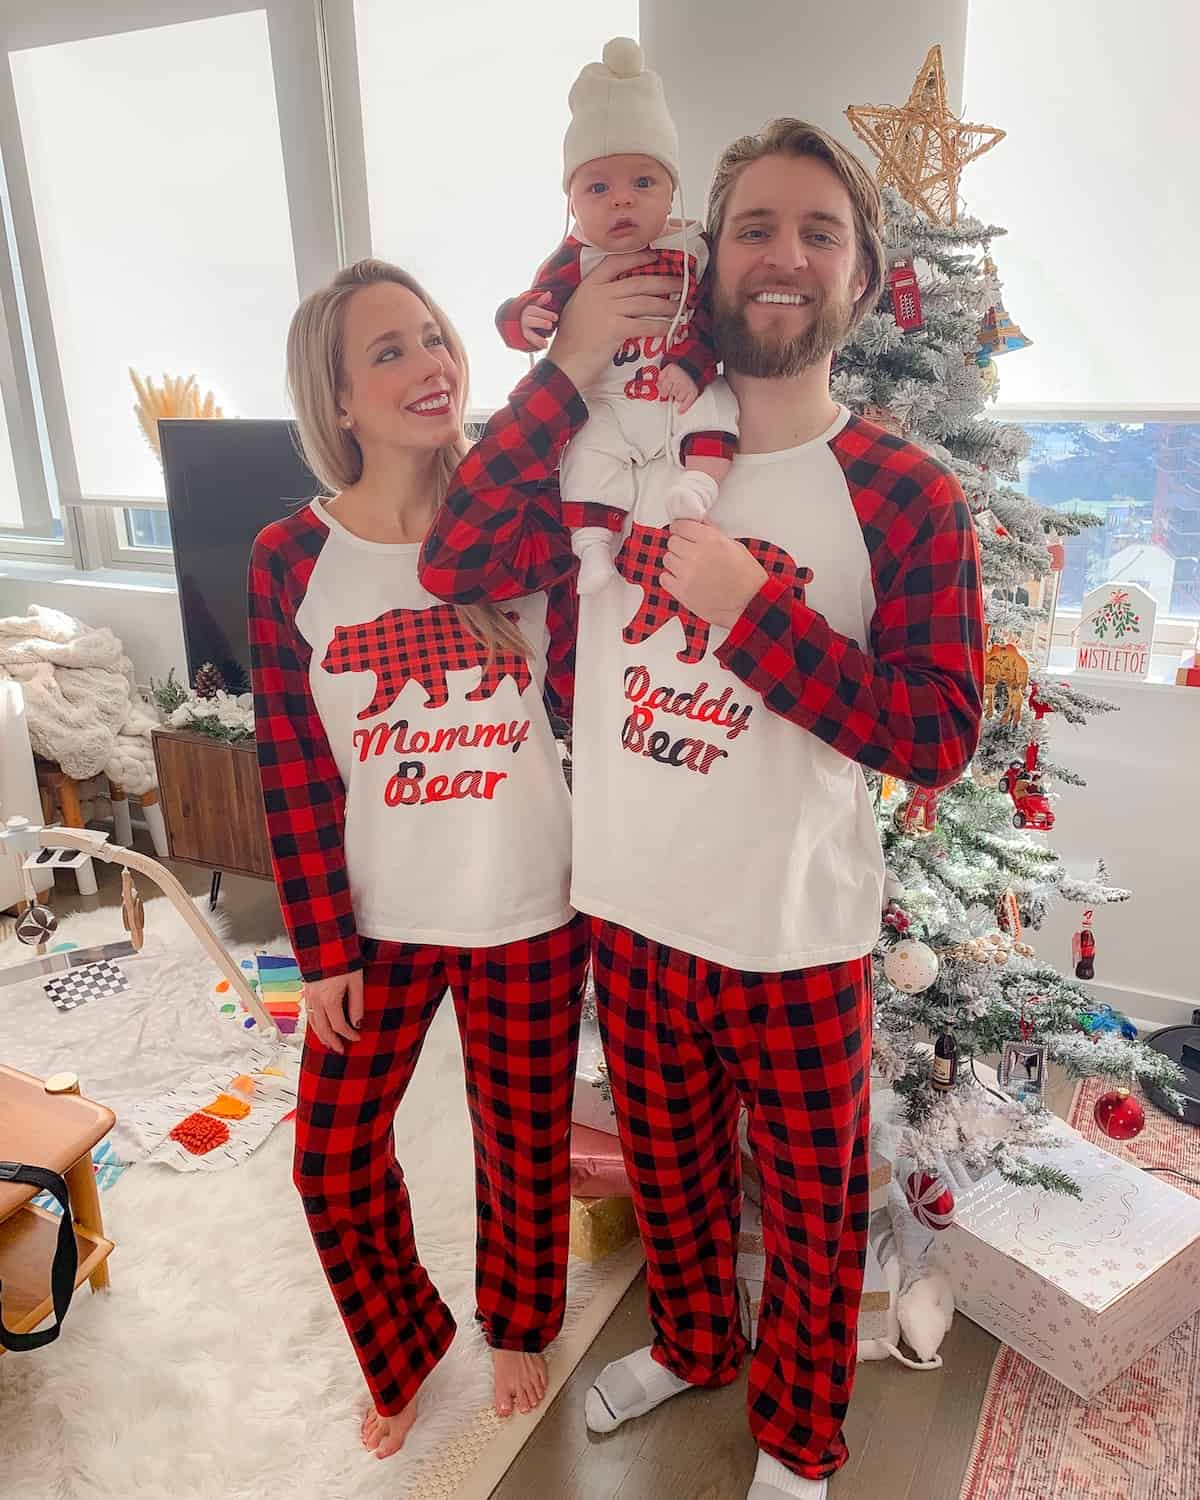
left=960, top=1079, right=1200, bottom=1500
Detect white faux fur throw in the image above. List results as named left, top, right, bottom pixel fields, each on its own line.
left=0, top=603, right=159, bottom=794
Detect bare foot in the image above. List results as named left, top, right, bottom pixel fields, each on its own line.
left=361, top=1399, right=418, bottom=1459
left=492, top=1349, right=549, bottom=1417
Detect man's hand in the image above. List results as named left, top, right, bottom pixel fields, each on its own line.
left=657, top=364, right=699, bottom=413
left=520, top=293, right=558, bottom=350
left=660, top=519, right=768, bottom=630
left=303, top=969, right=364, bottom=1054
left=549, top=254, right=683, bottom=391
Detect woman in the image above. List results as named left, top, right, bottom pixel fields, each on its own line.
left=247, top=259, right=589, bottom=1460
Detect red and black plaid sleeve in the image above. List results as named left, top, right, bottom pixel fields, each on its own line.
left=715, top=420, right=985, bottom=788
left=247, top=513, right=362, bottom=982
left=542, top=579, right=578, bottom=723
left=495, top=238, right=585, bottom=352
left=418, top=357, right=587, bottom=604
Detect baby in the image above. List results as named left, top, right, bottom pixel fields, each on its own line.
left=496, top=38, right=738, bottom=595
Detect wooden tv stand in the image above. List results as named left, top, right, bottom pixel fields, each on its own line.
left=150, top=729, right=273, bottom=904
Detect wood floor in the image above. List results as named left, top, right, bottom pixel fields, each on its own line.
left=21, top=836, right=1077, bottom=1500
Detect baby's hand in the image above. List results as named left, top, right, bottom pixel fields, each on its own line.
left=520, top=293, right=559, bottom=350
left=657, top=364, right=699, bottom=414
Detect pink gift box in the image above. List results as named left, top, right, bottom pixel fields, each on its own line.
left=570, top=1123, right=630, bottom=1198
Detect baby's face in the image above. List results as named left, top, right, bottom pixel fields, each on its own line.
left=569, top=154, right=673, bottom=251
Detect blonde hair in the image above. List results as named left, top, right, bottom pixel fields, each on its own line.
left=706, top=118, right=885, bottom=334
left=286, top=258, right=527, bottom=660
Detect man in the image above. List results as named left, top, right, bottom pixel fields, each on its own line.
left=420, top=118, right=984, bottom=1500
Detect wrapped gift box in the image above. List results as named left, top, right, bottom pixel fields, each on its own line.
left=570, top=1123, right=630, bottom=1198
left=934, top=1135, right=1200, bottom=1399
left=572, top=986, right=618, bottom=1133
left=570, top=1195, right=638, bottom=1263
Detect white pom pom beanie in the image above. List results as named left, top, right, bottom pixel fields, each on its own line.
left=562, top=37, right=680, bottom=194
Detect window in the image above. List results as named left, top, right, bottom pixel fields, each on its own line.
left=0, top=1, right=346, bottom=571
left=1017, top=420, right=1200, bottom=622
left=355, top=0, right=639, bottom=412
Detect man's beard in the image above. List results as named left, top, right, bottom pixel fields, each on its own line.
left=712, top=282, right=855, bottom=377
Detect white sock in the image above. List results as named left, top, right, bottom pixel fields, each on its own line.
left=747, top=1449, right=828, bottom=1500
left=584, top=1345, right=690, bottom=1433
left=664, top=468, right=720, bottom=521
left=574, top=538, right=616, bottom=595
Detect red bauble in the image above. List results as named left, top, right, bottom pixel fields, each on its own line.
left=1093, top=1090, right=1145, bottom=1141
left=906, top=1170, right=955, bottom=1230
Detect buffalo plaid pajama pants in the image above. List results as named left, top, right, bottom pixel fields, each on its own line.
left=293, top=914, right=588, bottom=1416
left=590, top=919, right=873, bottom=1479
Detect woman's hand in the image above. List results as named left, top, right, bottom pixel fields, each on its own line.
left=549, top=253, right=684, bottom=392
left=303, top=969, right=365, bottom=1054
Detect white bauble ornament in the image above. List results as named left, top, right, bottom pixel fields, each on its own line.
left=883, top=939, right=939, bottom=993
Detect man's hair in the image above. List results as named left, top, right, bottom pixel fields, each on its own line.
left=706, top=118, right=885, bottom=333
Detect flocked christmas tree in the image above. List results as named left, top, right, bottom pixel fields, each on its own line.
left=838, top=52, right=1183, bottom=1203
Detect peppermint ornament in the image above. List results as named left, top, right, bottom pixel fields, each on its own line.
left=884, top=939, right=939, bottom=994
left=16, top=902, right=58, bottom=945
left=1093, top=1089, right=1145, bottom=1141
left=906, top=1171, right=955, bottom=1230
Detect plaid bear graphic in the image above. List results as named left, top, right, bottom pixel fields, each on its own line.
left=616, top=522, right=811, bottom=663
left=321, top=605, right=531, bottom=717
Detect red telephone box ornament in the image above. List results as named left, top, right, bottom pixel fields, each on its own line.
left=888, top=258, right=924, bottom=331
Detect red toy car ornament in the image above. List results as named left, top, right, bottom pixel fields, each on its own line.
left=998, top=761, right=1055, bottom=830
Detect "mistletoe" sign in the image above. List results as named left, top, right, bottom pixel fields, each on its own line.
left=1075, top=582, right=1156, bottom=678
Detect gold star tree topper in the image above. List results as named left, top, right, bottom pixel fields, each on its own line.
left=845, top=45, right=1004, bottom=225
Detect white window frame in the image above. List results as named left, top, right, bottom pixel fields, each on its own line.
left=0, top=0, right=370, bottom=572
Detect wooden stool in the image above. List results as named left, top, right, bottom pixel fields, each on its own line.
left=0, top=1065, right=116, bottom=1352
left=33, top=760, right=98, bottom=896
left=108, top=782, right=170, bottom=859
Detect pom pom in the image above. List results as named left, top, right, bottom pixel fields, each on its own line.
left=602, top=36, right=643, bottom=78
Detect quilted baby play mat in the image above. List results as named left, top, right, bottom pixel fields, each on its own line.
left=0, top=900, right=299, bottom=1169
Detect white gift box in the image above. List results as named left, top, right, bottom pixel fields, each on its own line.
left=934, top=1135, right=1200, bottom=1399
left=571, top=990, right=617, bottom=1132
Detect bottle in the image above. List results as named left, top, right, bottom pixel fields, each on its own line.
left=931, top=1032, right=958, bottom=1091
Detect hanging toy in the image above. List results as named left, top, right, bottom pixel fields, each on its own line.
left=906, top=1171, right=955, bottom=1230
left=121, top=868, right=145, bottom=951
left=1093, top=1089, right=1145, bottom=1141
left=1073, top=909, right=1096, bottom=980
left=15, top=901, right=58, bottom=946
left=996, top=888, right=1022, bottom=938
left=976, top=257, right=1032, bottom=357
left=884, top=939, right=939, bottom=994
left=894, top=786, right=939, bottom=836
left=999, top=996, right=1046, bottom=1102
left=887, top=256, right=924, bottom=330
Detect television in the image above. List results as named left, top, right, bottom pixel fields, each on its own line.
left=159, top=418, right=321, bottom=693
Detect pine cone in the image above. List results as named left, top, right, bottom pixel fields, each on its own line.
left=193, top=661, right=225, bottom=699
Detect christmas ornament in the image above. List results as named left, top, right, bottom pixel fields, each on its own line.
left=192, top=661, right=225, bottom=699
left=894, top=786, right=939, bottom=836
left=906, top=1171, right=955, bottom=1230
left=861, top=403, right=905, bottom=438
left=999, top=1040, right=1046, bottom=1101
left=880, top=775, right=902, bottom=801
left=884, top=939, right=939, bottom=994
left=998, top=753, right=1054, bottom=832
left=973, top=507, right=1010, bottom=541
left=882, top=901, right=911, bottom=934
left=1093, top=1089, right=1145, bottom=1141
left=976, top=259, right=1032, bottom=357
left=996, top=888, right=1022, bottom=939
left=887, top=256, right=924, bottom=330
left=930, top=1032, right=958, bottom=1091
left=1073, top=910, right=1096, bottom=980
left=15, top=902, right=57, bottom=945
left=845, top=46, right=1005, bottom=225
left=984, top=639, right=1029, bottom=725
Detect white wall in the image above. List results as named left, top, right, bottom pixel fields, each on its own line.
left=0, top=572, right=187, bottom=687
left=1030, top=678, right=1199, bottom=1032
left=640, top=0, right=969, bottom=219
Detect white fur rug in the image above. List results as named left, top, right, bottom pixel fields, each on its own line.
left=0, top=905, right=643, bottom=1498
